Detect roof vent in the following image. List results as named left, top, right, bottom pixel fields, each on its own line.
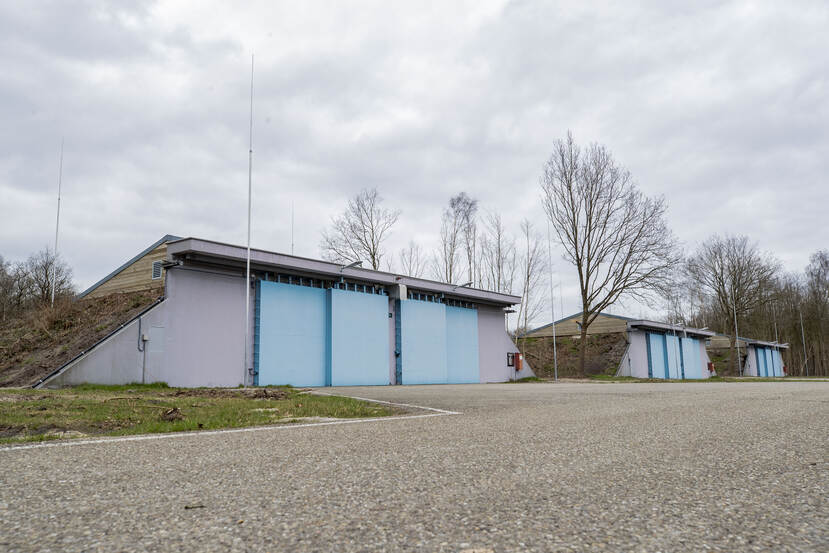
left=151, top=260, right=162, bottom=280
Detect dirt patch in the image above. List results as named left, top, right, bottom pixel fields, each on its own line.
left=170, top=388, right=291, bottom=400
left=517, top=333, right=628, bottom=378
left=161, top=407, right=184, bottom=421
left=0, top=289, right=164, bottom=387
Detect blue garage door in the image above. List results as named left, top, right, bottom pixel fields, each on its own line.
left=681, top=337, right=703, bottom=379
left=665, top=335, right=682, bottom=379
left=446, top=306, right=479, bottom=383
left=400, top=300, right=447, bottom=384
left=647, top=332, right=667, bottom=379
left=256, top=281, right=328, bottom=387
left=773, top=349, right=784, bottom=376
left=756, top=347, right=768, bottom=377
left=329, top=288, right=390, bottom=386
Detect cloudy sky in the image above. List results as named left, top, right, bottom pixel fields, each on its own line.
left=1, top=1, right=827, bottom=323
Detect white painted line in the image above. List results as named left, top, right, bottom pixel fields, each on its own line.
left=311, top=391, right=462, bottom=415
left=0, top=394, right=462, bottom=453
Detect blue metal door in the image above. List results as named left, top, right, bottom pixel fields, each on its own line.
left=400, top=300, right=447, bottom=384
left=445, top=306, right=479, bottom=383
left=328, top=289, right=390, bottom=386
left=647, top=332, right=667, bottom=379
left=681, top=338, right=703, bottom=379
left=256, top=281, right=328, bottom=387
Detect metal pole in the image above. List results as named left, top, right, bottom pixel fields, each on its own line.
left=799, top=306, right=808, bottom=376
left=732, top=283, right=741, bottom=376
left=546, top=220, right=558, bottom=381
left=244, top=54, right=254, bottom=388
left=51, top=139, right=64, bottom=307
left=291, top=200, right=295, bottom=255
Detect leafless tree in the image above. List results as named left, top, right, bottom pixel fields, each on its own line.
left=22, top=249, right=74, bottom=305
left=479, top=212, right=516, bottom=294
left=399, top=241, right=426, bottom=278
left=541, top=132, right=680, bottom=373
left=451, top=193, right=478, bottom=283
left=515, top=219, right=545, bottom=334
left=320, top=188, right=400, bottom=270
left=686, top=234, right=780, bottom=373
left=431, top=197, right=465, bottom=283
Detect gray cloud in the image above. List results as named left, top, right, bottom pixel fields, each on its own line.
left=1, top=0, right=827, bottom=323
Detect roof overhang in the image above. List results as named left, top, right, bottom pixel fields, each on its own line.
left=167, top=237, right=522, bottom=307
left=626, top=320, right=716, bottom=338
left=743, top=338, right=790, bottom=349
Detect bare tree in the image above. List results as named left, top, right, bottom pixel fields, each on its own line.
left=686, top=234, right=780, bottom=374
left=431, top=197, right=465, bottom=283
left=320, top=188, right=400, bottom=270
left=515, top=219, right=545, bottom=334
left=479, top=212, right=516, bottom=294
left=22, top=248, right=74, bottom=305
left=542, top=132, right=679, bottom=373
left=399, top=241, right=426, bottom=278
left=451, top=193, right=478, bottom=283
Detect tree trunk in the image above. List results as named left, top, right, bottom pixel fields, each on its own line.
left=579, top=312, right=589, bottom=375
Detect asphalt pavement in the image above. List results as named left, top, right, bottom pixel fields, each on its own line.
left=1, top=381, right=827, bottom=552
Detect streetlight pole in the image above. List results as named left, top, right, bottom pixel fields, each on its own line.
left=546, top=220, right=558, bottom=382
left=732, top=283, right=741, bottom=376
left=799, top=306, right=808, bottom=377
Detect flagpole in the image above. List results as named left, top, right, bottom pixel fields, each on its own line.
left=51, top=139, right=64, bottom=307
left=244, top=54, right=254, bottom=388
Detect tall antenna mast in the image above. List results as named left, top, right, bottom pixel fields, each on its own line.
left=546, top=219, right=557, bottom=381
left=51, top=139, right=64, bottom=307
left=244, top=54, right=254, bottom=388
left=291, top=200, right=295, bottom=255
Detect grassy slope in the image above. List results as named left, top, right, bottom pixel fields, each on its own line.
left=0, top=290, right=162, bottom=387
left=0, top=384, right=398, bottom=444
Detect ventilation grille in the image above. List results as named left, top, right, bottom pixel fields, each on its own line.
left=151, top=260, right=162, bottom=280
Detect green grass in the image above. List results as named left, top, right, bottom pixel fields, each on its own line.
left=0, top=383, right=397, bottom=444
left=506, top=376, right=545, bottom=383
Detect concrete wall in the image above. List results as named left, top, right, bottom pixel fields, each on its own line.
left=478, top=305, right=533, bottom=382
left=619, top=331, right=649, bottom=378
left=44, top=301, right=169, bottom=387
left=163, top=267, right=247, bottom=387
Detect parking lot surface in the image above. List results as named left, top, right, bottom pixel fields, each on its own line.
left=1, top=381, right=827, bottom=552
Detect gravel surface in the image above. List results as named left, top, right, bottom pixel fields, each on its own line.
left=1, top=381, right=827, bottom=552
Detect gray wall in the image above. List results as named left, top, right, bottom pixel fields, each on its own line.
left=164, top=267, right=247, bottom=387
left=477, top=305, right=534, bottom=382
left=45, top=301, right=168, bottom=387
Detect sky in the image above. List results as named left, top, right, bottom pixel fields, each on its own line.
left=1, top=0, right=827, bottom=326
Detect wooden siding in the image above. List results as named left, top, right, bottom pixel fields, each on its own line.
left=87, top=245, right=168, bottom=298
left=524, top=313, right=629, bottom=338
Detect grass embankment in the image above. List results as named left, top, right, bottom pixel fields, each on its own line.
left=0, top=383, right=398, bottom=444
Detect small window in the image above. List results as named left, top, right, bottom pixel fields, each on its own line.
left=151, top=260, right=162, bottom=280
left=507, top=352, right=515, bottom=367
